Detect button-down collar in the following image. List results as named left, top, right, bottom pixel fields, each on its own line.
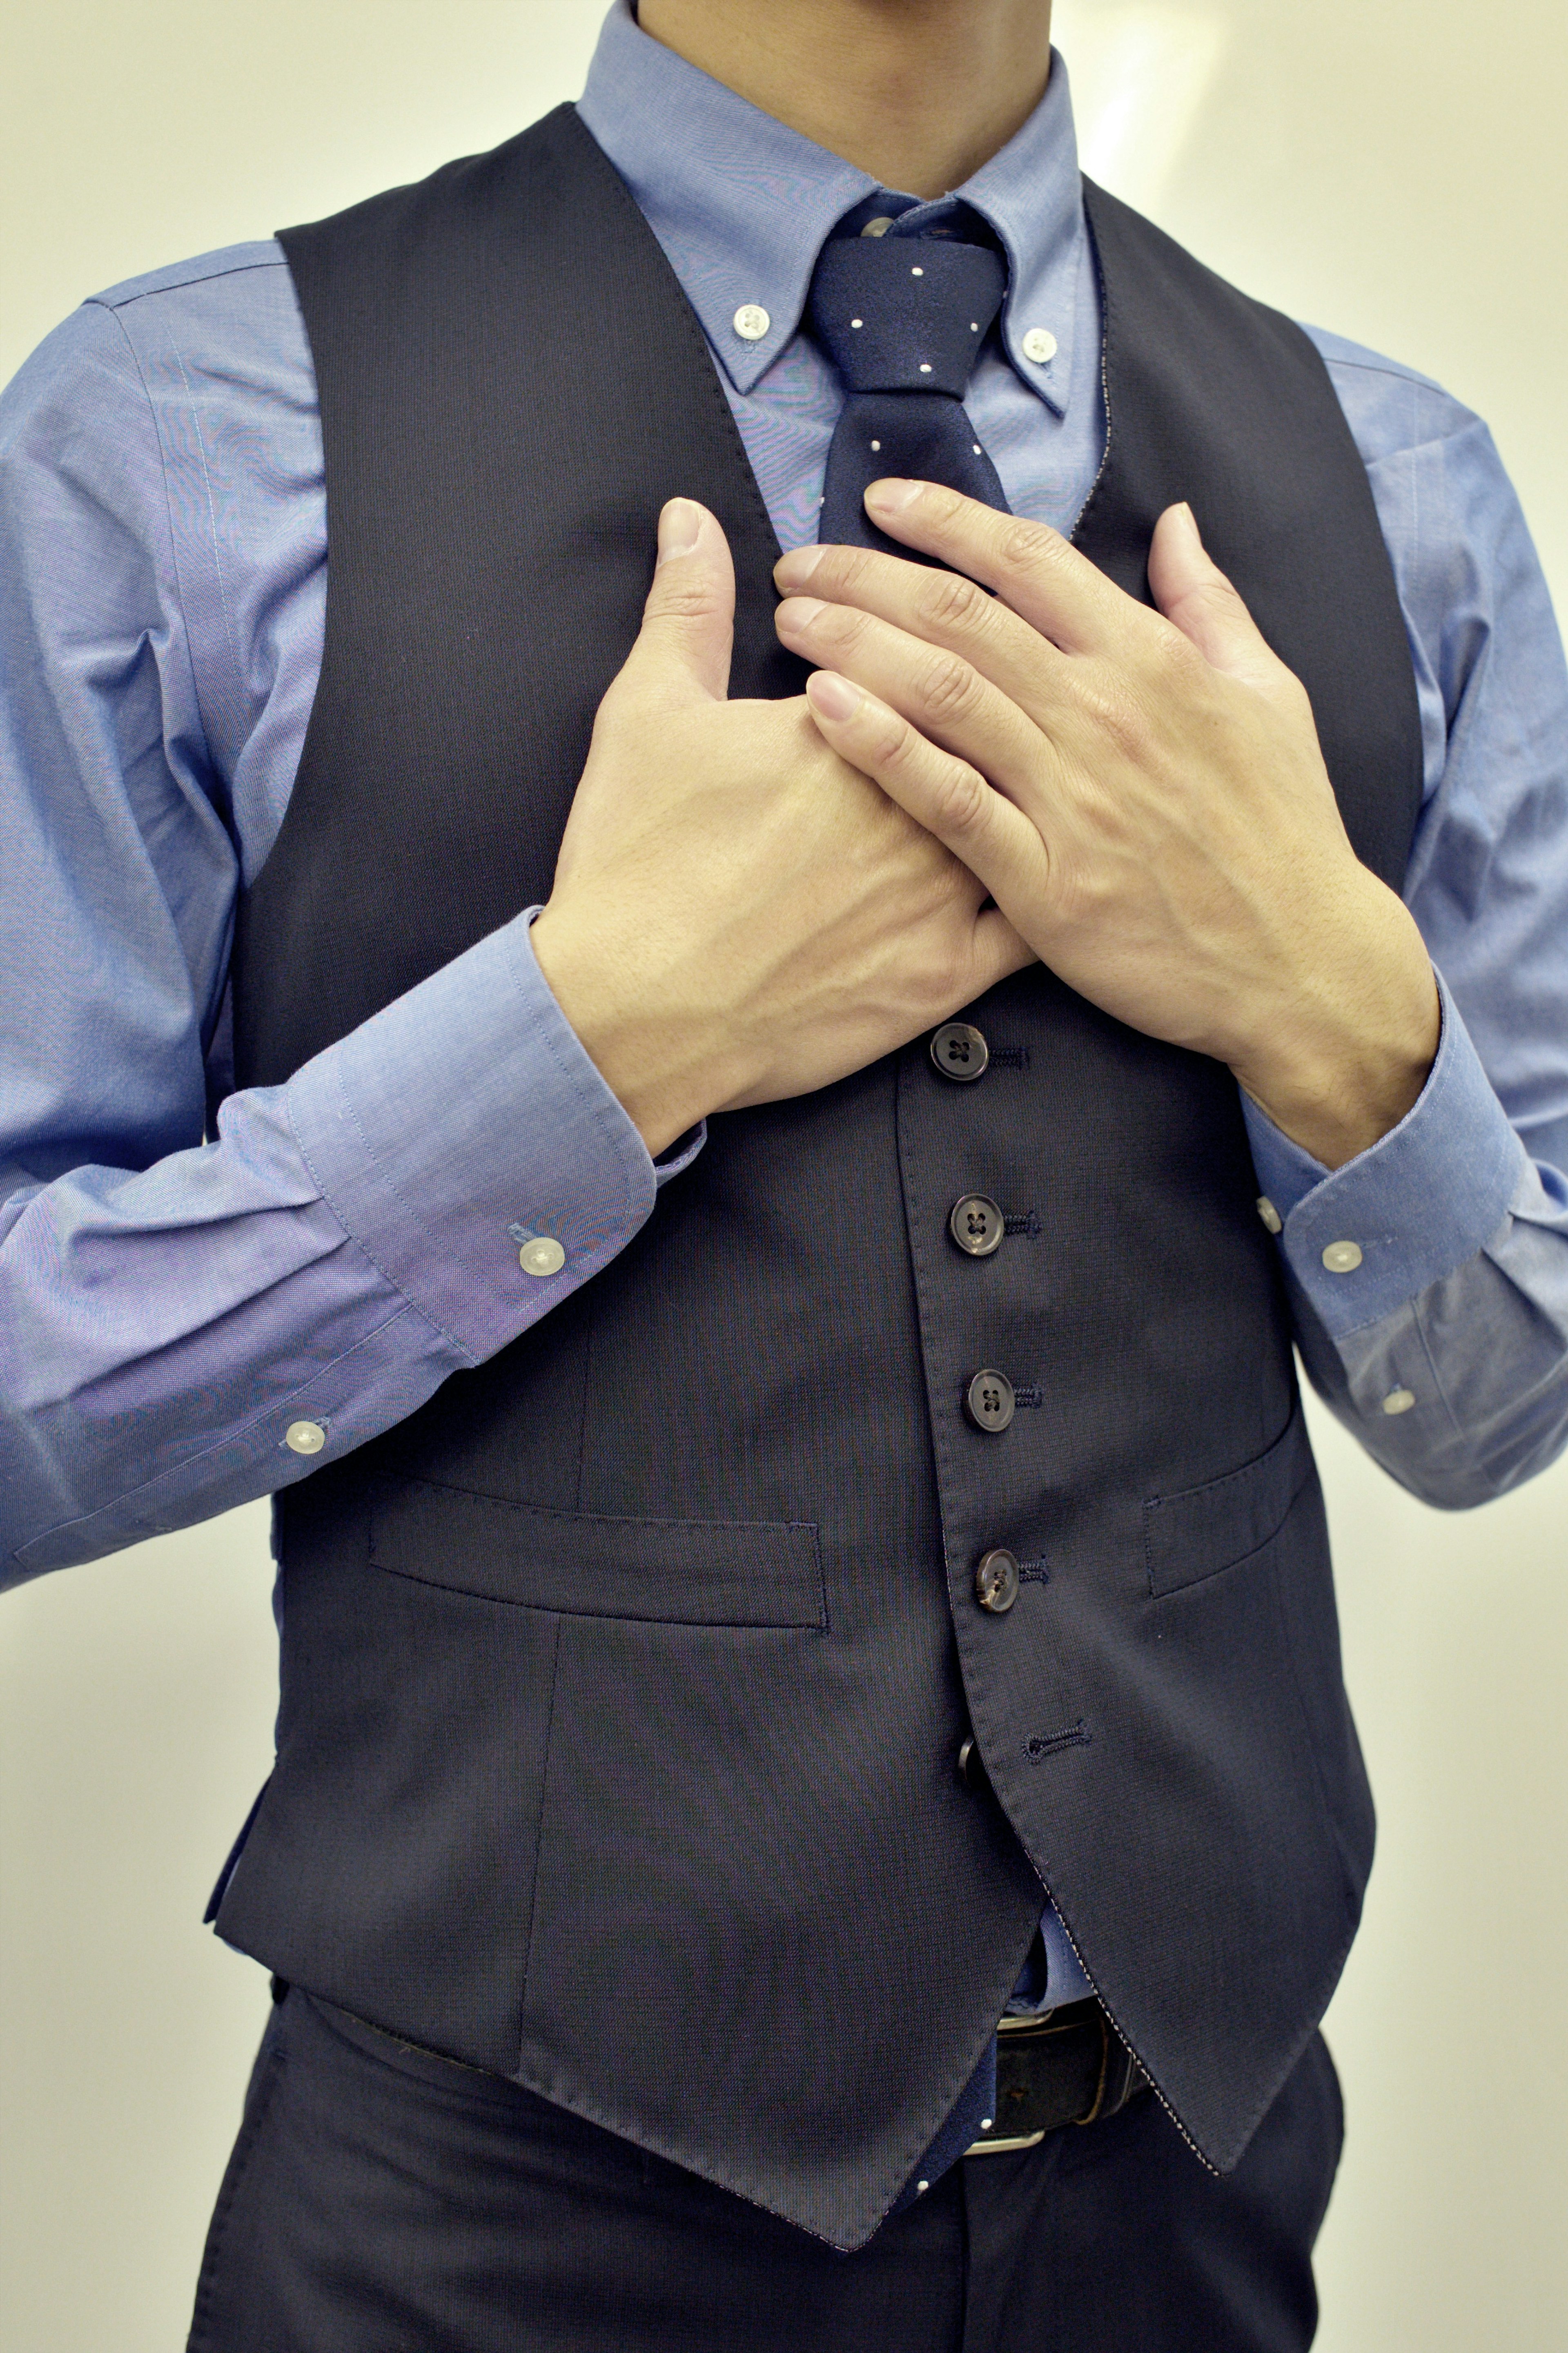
left=578, top=0, right=1087, bottom=417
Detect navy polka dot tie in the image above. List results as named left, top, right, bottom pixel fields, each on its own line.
left=809, top=207, right=1011, bottom=555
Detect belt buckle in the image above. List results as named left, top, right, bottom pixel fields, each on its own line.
left=964, top=2000, right=1112, bottom=2159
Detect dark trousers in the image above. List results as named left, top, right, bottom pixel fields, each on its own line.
left=187, top=1990, right=1343, bottom=2352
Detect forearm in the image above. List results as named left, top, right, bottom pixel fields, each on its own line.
left=0, top=918, right=678, bottom=1580
left=1246, top=979, right=1568, bottom=1508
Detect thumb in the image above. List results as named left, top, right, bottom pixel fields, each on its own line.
left=1148, top=503, right=1278, bottom=689
left=622, top=498, right=736, bottom=706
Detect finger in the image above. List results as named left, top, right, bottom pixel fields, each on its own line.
left=804, top=669, right=1051, bottom=909
left=860, top=480, right=1136, bottom=656
left=1147, top=503, right=1281, bottom=690
left=621, top=498, right=735, bottom=707
left=774, top=538, right=1067, bottom=714
left=777, top=594, right=1047, bottom=802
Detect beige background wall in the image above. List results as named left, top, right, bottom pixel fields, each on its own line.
left=2, top=2, right=1566, bottom=2345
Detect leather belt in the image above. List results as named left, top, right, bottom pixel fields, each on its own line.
left=283, top=1976, right=1147, bottom=2164
left=965, top=1997, right=1149, bottom=2156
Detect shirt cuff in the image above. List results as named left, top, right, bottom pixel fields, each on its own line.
left=284, top=907, right=673, bottom=1361
left=654, top=1123, right=707, bottom=1182
left=1241, top=972, right=1525, bottom=1340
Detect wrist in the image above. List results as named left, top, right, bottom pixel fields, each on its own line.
left=1229, top=887, right=1440, bottom=1171
left=530, top=904, right=736, bottom=1160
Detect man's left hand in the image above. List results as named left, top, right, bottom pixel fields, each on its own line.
left=774, top=483, right=1440, bottom=1170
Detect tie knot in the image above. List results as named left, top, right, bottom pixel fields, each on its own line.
left=807, top=232, right=1007, bottom=398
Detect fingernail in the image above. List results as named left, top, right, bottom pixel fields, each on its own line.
left=865, top=479, right=920, bottom=515
left=775, top=543, right=827, bottom=588
left=657, top=499, right=703, bottom=565
left=807, top=671, right=863, bottom=723
left=1172, top=500, right=1202, bottom=546
left=781, top=597, right=827, bottom=627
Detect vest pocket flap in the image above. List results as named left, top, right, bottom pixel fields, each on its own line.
left=370, top=1479, right=827, bottom=1629
left=1143, top=1405, right=1312, bottom=1598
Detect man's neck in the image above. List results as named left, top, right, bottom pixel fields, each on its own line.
left=635, top=0, right=1054, bottom=199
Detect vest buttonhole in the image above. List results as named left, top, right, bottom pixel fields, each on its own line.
left=1024, top=1720, right=1091, bottom=1763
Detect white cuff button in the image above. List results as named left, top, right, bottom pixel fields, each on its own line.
left=1382, top=1388, right=1417, bottom=1416
left=733, top=303, right=771, bottom=341
left=1321, top=1240, right=1363, bottom=1274
left=1255, top=1196, right=1283, bottom=1235
left=519, top=1236, right=566, bottom=1278
left=285, top=1420, right=326, bottom=1456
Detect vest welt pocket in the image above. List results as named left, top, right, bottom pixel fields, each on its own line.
left=1143, top=1404, right=1312, bottom=1599
left=370, top=1477, right=828, bottom=1630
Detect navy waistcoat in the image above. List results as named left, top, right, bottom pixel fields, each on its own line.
left=214, top=105, right=1423, bottom=2250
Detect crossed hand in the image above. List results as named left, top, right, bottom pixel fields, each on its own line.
left=532, top=486, right=1437, bottom=1169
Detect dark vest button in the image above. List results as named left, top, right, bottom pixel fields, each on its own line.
left=949, top=1195, right=1004, bottom=1257
left=974, top=1549, right=1021, bottom=1613
left=964, top=1369, right=1015, bottom=1433
left=931, top=1022, right=989, bottom=1082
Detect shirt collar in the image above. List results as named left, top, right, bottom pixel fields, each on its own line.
left=577, top=0, right=1087, bottom=416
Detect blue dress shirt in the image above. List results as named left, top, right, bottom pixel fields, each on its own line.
left=5, top=1, right=1568, bottom=2012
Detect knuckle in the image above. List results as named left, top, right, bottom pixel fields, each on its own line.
left=651, top=576, right=722, bottom=625
left=869, top=708, right=922, bottom=774
left=921, top=484, right=967, bottom=528
left=931, top=760, right=989, bottom=839
left=917, top=649, right=984, bottom=722
left=818, top=600, right=871, bottom=655
left=1148, top=618, right=1206, bottom=682
left=918, top=569, right=988, bottom=636
left=1188, top=581, right=1241, bottom=629
left=998, top=517, right=1058, bottom=577
left=821, top=545, right=879, bottom=598
left=1080, top=670, right=1150, bottom=756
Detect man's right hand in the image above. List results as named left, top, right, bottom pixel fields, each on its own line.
left=530, top=499, right=1032, bottom=1158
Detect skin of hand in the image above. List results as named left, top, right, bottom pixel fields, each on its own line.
left=530, top=497, right=1033, bottom=1160
left=773, top=484, right=1441, bottom=1171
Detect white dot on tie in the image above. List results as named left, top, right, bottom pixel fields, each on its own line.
left=732, top=303, right=771, bottom=341
left=1022, top=326, right=1058, bottom=364
left=851, top=317, right=863, bottom=329
left=916, top=2179, right=931, bottom=2195
left=911, top=265, right=924, bottom=277
left=919, top=362, right=932, bottom=373
left=973, top=443, right=982, bottom=455
left=971, top=323, right=979, bottom=333
left=870, top=439, right=881, bottom=450
left=980, top=2117, right=993, bottom=2130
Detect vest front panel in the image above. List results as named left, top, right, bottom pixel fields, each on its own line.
left=214, top=113, right=1419, bottom=2248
